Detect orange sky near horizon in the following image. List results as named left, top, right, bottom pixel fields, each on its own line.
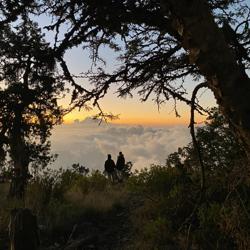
left=62, top=92, right=212, bottom=126
left=63, top=113, right=193, bottom=126
left=63, top=111, right=206, bottom=126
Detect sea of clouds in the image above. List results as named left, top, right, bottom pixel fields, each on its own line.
left=50, top=118, right=191, bottom=171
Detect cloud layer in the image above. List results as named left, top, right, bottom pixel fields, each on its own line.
left=50, top=119, right=191, bottom=171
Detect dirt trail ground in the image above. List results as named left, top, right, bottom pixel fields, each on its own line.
left=41, top=204, right=132, bottom=250
left=0, top=204, right=133, bottom=250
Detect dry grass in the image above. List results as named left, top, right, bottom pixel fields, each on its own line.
left=64, top=184, right=128, bottom=213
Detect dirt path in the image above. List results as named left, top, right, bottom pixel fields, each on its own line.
left=41, top=205, right=132, bottom=250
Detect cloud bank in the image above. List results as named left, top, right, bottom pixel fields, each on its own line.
left=50, top=118, right=191, bottom=171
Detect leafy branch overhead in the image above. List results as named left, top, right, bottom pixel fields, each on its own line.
left=34, top=0, right=250, bottom=160
left=1, top=1, right=250, bottom=106
left=38, top=1, right=248, bottom=102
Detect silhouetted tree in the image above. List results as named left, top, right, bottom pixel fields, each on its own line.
left=41, top=0, right=250, bottom=159
left=71, top=163, right=90, bottom=175
left=0, top=17, right=64, bottom=198
left=0, top=1, right=36, bottom=27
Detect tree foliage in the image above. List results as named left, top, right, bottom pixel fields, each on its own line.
left=128, top=109, right=250, bottom=249
left=0, top=16, right=64, bottom=197
left=167, top=108, right=247, bottom=176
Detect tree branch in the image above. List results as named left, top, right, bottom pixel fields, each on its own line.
left=189, top=82, right=208, bottom=194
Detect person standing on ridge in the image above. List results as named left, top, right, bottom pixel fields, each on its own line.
left=104, top=154, right=116, bottom=183
left=116, top=152, right=125, bottom=181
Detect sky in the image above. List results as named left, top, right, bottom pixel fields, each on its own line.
left=60, top=45, right=216, bottom=126
left=63, top=90, right=215, bottom=125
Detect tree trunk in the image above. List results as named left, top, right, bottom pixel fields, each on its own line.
left=8, top=108, right=30, bottom=199
left=8, top=144, right=30, bottom=199
left=9, top=208, right=40, bottom=250
left=161, top=0, right=250, bottom=159
left=8, top=169, right=28, bottom=200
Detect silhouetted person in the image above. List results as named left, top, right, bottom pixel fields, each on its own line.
left=104, top=154, right=116, bottom=182
left=116, top=152, right=125, bottom=181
